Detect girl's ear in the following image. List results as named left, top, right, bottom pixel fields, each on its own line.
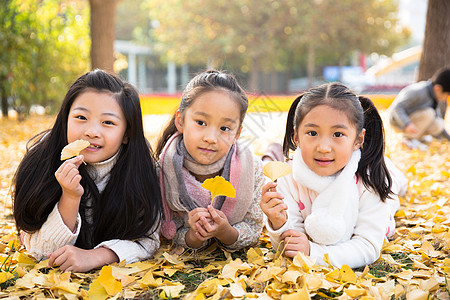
left=293, top=131, right=300, bottom=148
left=174, top=110, right=183, bottom=133
left=353, top=128, right=366, bottom=150
left=123, top=133, right=129, bottom=144
left=233, top=126, right=243, bottom=144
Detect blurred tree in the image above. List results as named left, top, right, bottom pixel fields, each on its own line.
left=0, top=0, right=90, bottom=120
left=418, top=0, right=450, bottom=81
left=89, top=0, right=121, bottom=72
left=116, top=0, right=152, bottom=42
left=144, top=0, right=409, bottom=91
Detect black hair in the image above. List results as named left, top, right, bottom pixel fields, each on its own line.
left=12, top=69, right=162, bottom=249
left=432, top=67, right=450, bottom=92
left=155, top=70, right=248, bottom=156
left=283, top=82, right=392, bottom=201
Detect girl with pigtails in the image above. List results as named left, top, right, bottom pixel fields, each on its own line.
left=156, top=70, right=265, bottom=251
left=261, top=82, right=407, bottom=268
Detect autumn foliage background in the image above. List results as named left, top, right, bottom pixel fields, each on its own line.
left=0, top=96, right=449, bottom=299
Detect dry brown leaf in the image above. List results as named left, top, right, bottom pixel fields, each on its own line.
left=60, top=139, right=90, bottom=160
left=263, top=161, right=292, bottom=182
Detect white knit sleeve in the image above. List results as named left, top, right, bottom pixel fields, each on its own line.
left=95, top=227, right=160, bottom=264
left=308, top=189, right=388, bottom=269
left=23, top=203, right=81, bottom=261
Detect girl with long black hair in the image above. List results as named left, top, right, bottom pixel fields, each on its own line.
left=12, top=69, right=162, bottom=272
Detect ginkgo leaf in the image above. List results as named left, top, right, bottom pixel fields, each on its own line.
left=340, top=265, right=357, bottom=283
left=60, top=139, right=90, bottom=160
left=97, top=265, right=123, bottom=296
left=263, top=161, right=292, bottom=182
left=0, top=272, right=14, bottom=284
left=201, top=176, right=236, bottom=205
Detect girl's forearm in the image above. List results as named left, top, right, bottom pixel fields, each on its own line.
left=216, top=225, right=238, bottom=246
left=185, top=229, right=206, bottom=249
left=91, top=247, right=120, bottom=268
left=57, top=193, right=81, bottom=232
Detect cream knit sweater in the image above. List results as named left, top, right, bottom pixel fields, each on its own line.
left=23, top=153, right=160, bottom=264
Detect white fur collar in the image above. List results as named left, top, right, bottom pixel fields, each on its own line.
left=292, top=148, right=361, bottom=245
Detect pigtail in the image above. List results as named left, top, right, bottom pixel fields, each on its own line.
left=155, top=113, right=178, bottom=157
left=283, top=94, right=303, bottom=158
left=357, top=96, right=392, bottom=201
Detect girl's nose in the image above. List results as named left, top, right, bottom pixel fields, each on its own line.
left=317, top=138, right=331, bottom=153
left=202, top=128, right=218, bottom=143
left=84, top=126, right=100, bottom=138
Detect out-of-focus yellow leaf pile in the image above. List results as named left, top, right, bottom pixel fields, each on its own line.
left=0, top=113, right=449, bottom=299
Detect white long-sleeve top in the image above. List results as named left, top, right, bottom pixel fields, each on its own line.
left=264, top=172, right=390, bottom=269
left=23, top=152, right=160, bottom=264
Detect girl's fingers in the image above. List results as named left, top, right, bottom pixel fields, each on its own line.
left=280, top=229, right=303, bottom=240
left=200, top=215, right=216, bottom=232
left=48, top=247, right=65, bottom=267
left=284, top=250, right=299, bottom=258
left=195, top=220, right=209, bottom=237
left=262, top=182, right=277, bottom=194
left=207, top=206, right=223, bottom=222
left=261, top=192, right=284, bottom=204
left=265, top=198, right=284, bottom=209
left=195, top=231, right=208, bottom=241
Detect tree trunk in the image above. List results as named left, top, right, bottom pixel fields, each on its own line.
left=89, top=0, right=121, bottom=72
left=418, top=0, right=450, bottom=81
left=0, top=82, right=7, bottom=118
left=307, top=43, right=315, bottom=88
left=249, top=57, right=260, bottom=93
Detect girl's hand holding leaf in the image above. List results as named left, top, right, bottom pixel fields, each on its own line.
left=260, top=181, right=288, bottom=230
left=55, top=155, right=84, bottom=231
left=55, top=155, right=84, bottom=198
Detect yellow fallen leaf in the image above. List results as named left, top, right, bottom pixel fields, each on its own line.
left=97, top=265, right=123, bottom=296
left=139, top=270, right=159, bottom=288
left=229, top=282, right=246, bottom=298
left=406, top=288, right=429, bottom=300
left=164, top=268, right=178, bottom=277
left=340, top=265, right=357, bottom=283
left=0, top=272, right=14, bottom=284
left=247, top=247, right=265, bottom=265
left=51, top=281, right=80, bottom=294
left=158, top=283, right=185, bottom=299
left=88, top=279, right=109, bottom=300
left=60, top=139, right=89, bottom=160
left=201, top=175, right=236, bottom=206
left=281, top=270, right=302, bottom=284
left=281, top=285, right=310, bottom=299
left=344, top=285, right=366, bottom=298
left=17, top=253, right=35, bottom=266
left=263, top=161, right=292, bottom=182
left=304, top=274, right=323, bottom=290
left=195, top=278, right=220, bottom=295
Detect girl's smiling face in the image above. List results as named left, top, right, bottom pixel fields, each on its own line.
left=175, top=90, right=242, bottom=165
left=67, top=91, right=127, bottom=163
left=295, top=105, right=364, bottom=177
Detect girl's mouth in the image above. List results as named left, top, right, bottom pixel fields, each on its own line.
left=315, top=158, right=333, bottom=166
left=86, top=144, right=102, bottom=150
left=200, top=148, right=215, bottom=153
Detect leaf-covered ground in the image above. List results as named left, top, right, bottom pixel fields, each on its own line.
left=0, top=111, right=449, bottom=299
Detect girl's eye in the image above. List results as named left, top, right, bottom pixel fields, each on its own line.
left=307, top=131, right=318, bottom=136
left=103, top=120, right=115, bottom=125
left=333, top=132, right=344, bottom=137
left=220, top=126, right=231, bottom=132
left=196, top=120, right=206, bottom=126
left=75, top=115, right=86, bottom=120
